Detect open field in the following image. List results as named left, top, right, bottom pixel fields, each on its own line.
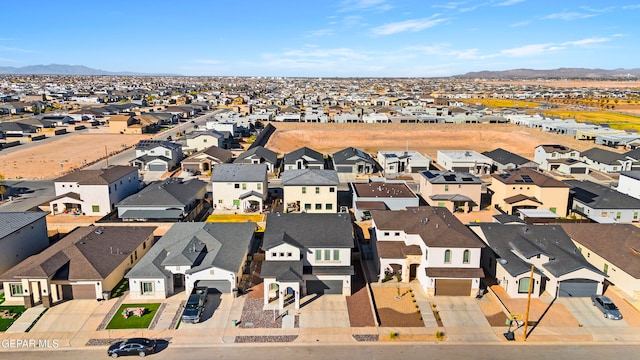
left=0, top=133, right=148, bottom=180
left=542, top=110, right=640, bottom=131
left=461, top=99, right=541, bottom=109
left=265, top=122, right=617, bottom=160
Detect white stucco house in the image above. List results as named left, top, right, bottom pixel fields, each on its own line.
left=210, top=163, right=268, bottom=212
left=436, top=150, right=493, bottom=176
left=282, top=169, right=339, bottom=213
left=0, top=212, right=49, bottom=276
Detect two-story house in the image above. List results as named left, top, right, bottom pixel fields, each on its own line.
left=181, top=146, right=233, bottom=175
left=185, top=129, right=227, bottom=152
left=565, top=179, right=640, bottom=223
left=419, top=170, right=483, bottom=213
left=616, top=170, right=640, bottom=200
left=332, top=147, right=381, bottom=181
left=210, top=163, right=267, bottom=212
left=282, top=169, right=339, bottom=213
left=234, top=145, right=278, bottom=174
left=350, top=179, right=420, bottom=221
left=371, top=206, right=485, bottom=296
left=580, top=147, right=635, bottom=173
left=436, top=150, right=492, bottom=176
left=0, top=212, right=49, bottom=276
left=376, top=150, right=430, bottom=178
left=481, top=148, right=538, bottom=173
left=49, top=165, right=140, bottom=216
left=533, top=144, right=583, bottom=172
left=126, top=222, right=256, bottom=299
left=490, top=167, right=570, bottom=216
left=130, top=140, right=184, bottom=172
left=261, top=213, right=354, bottom=310
left=282, top=147, right=325, bottom=171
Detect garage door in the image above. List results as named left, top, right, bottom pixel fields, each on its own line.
left=306, top=280, right=343, bottom=295
left=336, top=166, right=352, bottom=173
left=63, top=284, right=96, bottom=299
left=435, top=279, right=471, bottom=296
left=558, top=279, right=598, bottom=297
left=570, top=167, right=587, bottom=174
left=452, top=167, right=469, bottom=173
left=195, top=280, right=232, bottom=293
left=148, top=164, right=167, bottom=172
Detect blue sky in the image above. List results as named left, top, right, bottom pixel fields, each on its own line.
left=1, top=0, right=639, bottom=77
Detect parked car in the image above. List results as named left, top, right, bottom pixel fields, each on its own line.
left=591, top=295, right=623, bottom=320
left=107, top=337, right=157, bottom=358
left=181, top=286, right=208, bottom=323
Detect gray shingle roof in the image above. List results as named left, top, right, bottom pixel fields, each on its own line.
left=54, top=165, right=138, bottom=185
left=263, top=213, right=353, bottom=249
left=260, top=260, right=303, bottom=281
left=0, top=212, right=48, bottom=240
left=210, top=163, right=267, bottom=182
left=581, top=147, right=629, bottom=165
left=234, top=146, right=277, bottom=165
left=117, top=178, right=206, bottom=207
left=482, top=148, right=532, bottom=166
left=565, top=180, right=640, bottom=209
left=136, top=139, right=182, bottom=151
left=332, top=147, right=378, bottom=166
left=283, top=147, right=324, bottom=165
left=281, top=169, right=339, bottom=186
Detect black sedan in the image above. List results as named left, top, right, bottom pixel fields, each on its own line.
left=108, top=338, right=157, bottom=358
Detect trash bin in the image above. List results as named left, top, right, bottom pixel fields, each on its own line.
left=232, top=320, right=237, bottom=327
left=503, top=331, right=515, bottom=341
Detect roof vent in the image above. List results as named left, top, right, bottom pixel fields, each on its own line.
left=499, top=258, right=508, bottom=265
left=95, top=228, right=104, bottom=235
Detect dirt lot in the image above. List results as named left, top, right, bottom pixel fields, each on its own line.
left=371, top=286, right=424, bottom=327
left=0, top=133, right=147, bottom=179
left=265, top=123, right=612, bottom=160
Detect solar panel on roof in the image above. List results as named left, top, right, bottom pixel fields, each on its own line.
left=521, top=175, right=534, bottom=183
left=499, top=174, right=510, bottom=179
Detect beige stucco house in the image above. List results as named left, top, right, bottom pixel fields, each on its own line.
left=282, top=169, right=339, bottom=213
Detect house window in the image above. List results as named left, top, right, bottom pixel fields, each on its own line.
left=333, top=250, right=340, bottom=260
left=315, top=203, right=322, bottom=210
left=130, top=254, right=134, bottom=264
left=384, top=232, right=390, bottom=236
left=242, top=183, right=247, bottom=190
left=141, top=281, right=154, bottom=294
left=143, top=241, right=147, bottom=250
left=444, top=249, right=451, bottom=264
left=315, top=250, right=322, bottom=261
left=603, top=263, right=608, bottom=274
left=326, top=203, right=333, bottom=210
left=549, top=207, right=556, bottom=214
left=203, top=139, right=207, bottom=143
left=165, top=150, right=170, bottom=156
left=234, top=184, right=240, bottom=189
left=272, top=252, right=277, bottom=257
left=324, top=249, right=331, bottom=260
left=616, top=212, right=622, bottom=220
left=518, top=278, right=531, bottom=294
left=134, top=251, right=138, bottom=261
left=438, top=202, right=445, bottom=207
left=218, top=199, right=223, bottom=204
left=279, top=252, right=285, bottom=257
left=257, top=183, right=262, bottom=190
left=287, top=252, right=292, bottom=257
left=634, top=212, right=638, bottom=220
left=315, top=187, right=320, bottom=194
left=463, top=250, right=470, bottom=264
left=302, top=187, right=306, bottom=194
left=304, top=203, right=311, bottom=211
left=92, top=205, right=100, bottom=213
left=10, top=284, right=23, bottom=296
left=394, top=232, right=400, bottom=236
left=444, top=184, right=449, bottom=192
left=233, top=199, right=240, bottom=207
left=269, top=283, right=278, bottom=290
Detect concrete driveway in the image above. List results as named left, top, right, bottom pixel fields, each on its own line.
left=28, top=299, right=105, bottom=333
left=298, top=294, right=350, bottom=328
left=434, top=296, right=500, bottom=342
left=557, top=297, right=629, bottom=328
left=179, top=293, right=236, bottom=329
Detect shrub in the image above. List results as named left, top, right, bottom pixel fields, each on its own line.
left=436, top=330, right=444, bottom=341
left=389, top=331, right=397, bottom=339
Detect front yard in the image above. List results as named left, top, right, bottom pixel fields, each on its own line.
left=106, top=303, right=161, bottom=329
left=371, top=287, right=424, bottom=327
left=0, top=305, right=26, bottom=331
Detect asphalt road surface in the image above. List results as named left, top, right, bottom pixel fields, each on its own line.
left=3, top=344, right=639, bottom=360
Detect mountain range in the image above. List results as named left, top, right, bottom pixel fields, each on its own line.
left=455, top=68, right=640, bottom=79
left=0, top=64, right=178, bottom=76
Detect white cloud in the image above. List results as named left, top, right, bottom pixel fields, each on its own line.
left=431, top=2, right=466, bottom=10
left=543, top=12, right=596, bottom=20
left=493, top=0, right=525, bottom=6
left=337, top=0, right=392, bottom=13
left=562, top=37, right=610, bottom=46
left=622, top=4, right=640, bottom=9
left=500, top=43, right=564, bottom=57
left=371, top=16, right=448, bottom=35
left=460, top=2, right=489, bottom=13
left=306, top=29, right=335, bottom=37
left=510, top=20, right=531, bottom=27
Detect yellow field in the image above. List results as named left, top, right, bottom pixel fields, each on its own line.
left=205, top=214, right=265, bottom=223
left=542, top=110, right=640, bottom=131
left=462, top=99, right=541, bottom=108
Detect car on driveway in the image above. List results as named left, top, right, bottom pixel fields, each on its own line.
left=107, top=337, right=157, bottom=358
left=591, top=295, right=623, bottom=320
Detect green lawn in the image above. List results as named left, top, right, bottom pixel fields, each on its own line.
left=0, top=305, right=26, bottom=332
left=105, top=303, right=160, bottom=330
left=206, top=214, right=264, bottom=222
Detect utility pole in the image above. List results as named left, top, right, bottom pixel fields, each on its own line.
left=523, top=265, right=535, bottom=341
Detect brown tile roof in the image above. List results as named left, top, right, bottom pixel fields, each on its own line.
left=492, top=168, right=569, bottom=188
left=54, top=166, right=138, bottom=185
left=0, top=226, right=155, bottom=282
left=376, top=241, right=422, bottom=258
left=504, top=194, right=542, bottom=205
left=353, top=182, right=417, bottom=199
left=425, top=267, right=485, bottom=278
left=561, top=223, right=640, bottom=278
left=371, top=206, right=484, bottom=248
left=355, top=201, right=388, bottom=210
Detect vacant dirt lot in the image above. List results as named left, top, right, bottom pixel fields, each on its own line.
left=372, top=286, right=424, bottom=327
left=0, top=133, right=147, bottom=179
left=265, top=123, right=611, bottom=160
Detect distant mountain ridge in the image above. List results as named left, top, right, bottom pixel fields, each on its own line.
left=0, top=64, right=179, bottom=76
left=455, top=68, right=640, bottom=79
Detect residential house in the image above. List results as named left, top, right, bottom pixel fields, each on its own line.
left=108, top=115, right=153, bottom=134
left=490, top=167, right=570, bottom=216
left=126, top=222, right=256, bottom=299
left=233, top=145, right=278, bottom=174
left=580, top=147, right=635, bottom=173
left=332, top=147, right=381, bottom=181
left=181, top=146, right=233, bottom=175
left=470, top=223, right=605, bottom=298
left=211, top=164, right=267, bottom=212
left=565, top=180, right=640, bottom=223
left=481, top=148, right=538, bottom=173
left=616, top=171, right=640, bottom=200
left=419, top=170, right=483, bottom=213
left=0, top=122, right=39, bottom=137
left=436, top=150, right=492, bottom=176
left=282, top=147, right=325, bottom=171
left=350, top=179, right=420, bottom=221
left=0, top=226, right=155, bottom=308
left=561, top=223, right=640, bottom=299
left=371, top=206, right=485, bottom=296
left=533, top=144, right=581, bottom=172
left=130, top=140, right=183, bottom=172
left=50, top=165, right=140, bottom=216
left=261, top=213, right=354, bottom=310
left=185, top=129, right=227, bottom=152
left=0, top=212, right=49, bottom=276
left=116, top=178, right=207, bottom=222
left=376, top=150, right=431, bottom=178
left=282, top=169, right=339, bottom=213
